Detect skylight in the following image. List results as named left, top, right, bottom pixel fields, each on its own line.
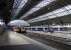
left=13, top=0, right=28, bottom=16
left=27, top=5, right=71, bottom=23
left=20, top=0, right=56, bottom=19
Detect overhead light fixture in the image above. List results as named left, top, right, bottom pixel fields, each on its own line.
left=20, top=0, right=56, bottom=19
left=27, top=5, right=71, bottom=23
left=13, top=0, right=28, bottom=16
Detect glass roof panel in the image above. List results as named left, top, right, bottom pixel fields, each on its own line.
left=20, top=0, right=56, bottom=19
left=68, top=10, right=71, bottom=14
left=65, top=5, right=71, bottom=10
left=12, top=0, right=28, bottom=17
left=27, top=5, right=71, bottom=23
left=13, top=0, right=22, bottom=9
left=56, top=10, right=71, bottom=17
left=52, top=7, right=66, bottom=14
left=18, top=0, right=28, bottom=8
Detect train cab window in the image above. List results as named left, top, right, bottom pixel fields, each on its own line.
left=12, top=27, right=21, bottom=33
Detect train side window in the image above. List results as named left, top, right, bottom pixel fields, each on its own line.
left=44, top=28, right=48, bottom=32
left=32, top=28, right=35, bottom=31
left=45, top=28, right=48, bottom=30
left=37, top=28, right=43, bottom=31
left=53, top=28, right=58, bottom=31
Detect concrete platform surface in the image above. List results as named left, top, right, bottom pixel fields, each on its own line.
left=0, top=31, right=57, bottom=50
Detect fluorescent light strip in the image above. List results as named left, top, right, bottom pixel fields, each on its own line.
left=27, top=8, right=66, bottom=22
left=29, top=10, right=71, bottom=23
left=27, top=5, right=71, bottom=23
left=13, top=0, right=22, bottom=8
left=14, top=0, right=28, bottom=16
left=18, top=0, right=28, bottom=8
left=20, top=0, right=56, bottom=19
left=27, top=5, right=68, bottom=22
left=28, top=12, right=69, bottom=23
left=28, top=10, right=70, bottom=23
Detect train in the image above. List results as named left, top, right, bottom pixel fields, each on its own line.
left=25, top=25, right=70, bottom=33
left=10, top=24, right=71, bottom=33
left=7, top=20, right=30, bottom=33
left=12, top=26, right=26, bottom=33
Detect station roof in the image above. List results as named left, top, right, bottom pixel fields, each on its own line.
left=0, top=0, right=71, bottom=26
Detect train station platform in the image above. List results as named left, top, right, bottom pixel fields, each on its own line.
left=27, top=30, right=71, bottom=45
left=0, top=31, right=57, bottom=50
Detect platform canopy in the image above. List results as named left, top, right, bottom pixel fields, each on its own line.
left=8, top=20, right=30, bottom=27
